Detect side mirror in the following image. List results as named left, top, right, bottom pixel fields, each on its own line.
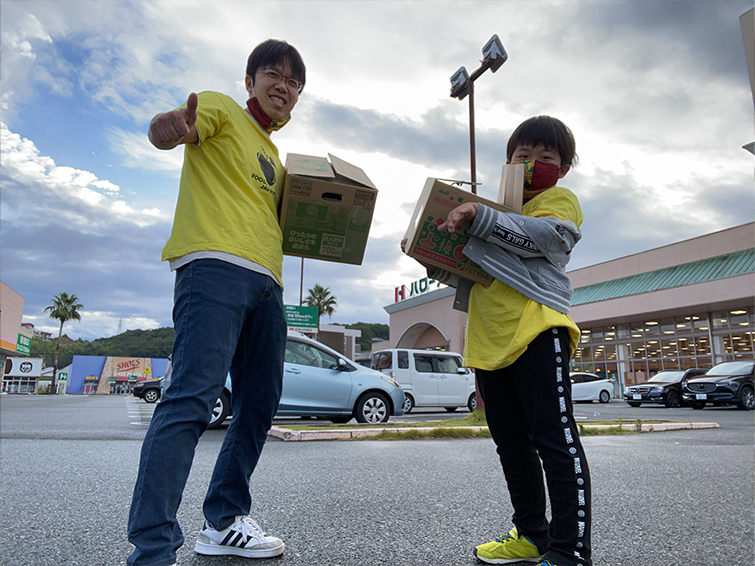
left=336, top=358, right=351, bottom=371
left=457, top=367, right=467, bottom=374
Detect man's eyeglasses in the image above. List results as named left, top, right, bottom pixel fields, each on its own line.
left=258, top=68, right=304, bottom=93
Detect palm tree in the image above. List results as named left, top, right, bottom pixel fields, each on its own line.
left=305, top=284, right=337, bottom=319
left=44, top=292, right=83, bottom=393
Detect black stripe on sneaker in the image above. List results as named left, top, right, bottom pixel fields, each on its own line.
left=229, top=532, right=245, bottom=547
left=221, top=531, right=237, bottom=546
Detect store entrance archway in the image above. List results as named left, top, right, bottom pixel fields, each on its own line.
left=396, top=322, right=450, bottom=351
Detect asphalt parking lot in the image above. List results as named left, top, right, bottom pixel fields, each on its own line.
left=0, top=394, right=752, bottom=566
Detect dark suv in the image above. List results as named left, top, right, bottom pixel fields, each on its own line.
left=682, top=360, right=755, bottom=410
left=624, top=368, right=707, bottom=408
left=132, top=379, right=163, bottom=403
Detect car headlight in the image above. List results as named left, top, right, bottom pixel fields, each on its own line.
left=649, top=387, right=664, bottom=393
left=380, top=374, right=400, bottom=388
left=719, top=381, right=739, bottom=390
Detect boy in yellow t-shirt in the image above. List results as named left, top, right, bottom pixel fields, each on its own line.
left=413, top=116, right=591, bottom=566
left=127, top=39, right=305, bottom=566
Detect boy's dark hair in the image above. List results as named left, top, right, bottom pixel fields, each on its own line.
left=506, top=115, right=578, bottom=167
left=246, top=39, right=306, bottom=90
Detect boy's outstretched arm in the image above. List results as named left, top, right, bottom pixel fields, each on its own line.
left=148, top=92, right=199, bottom=150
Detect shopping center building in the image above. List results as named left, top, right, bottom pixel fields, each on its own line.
left=384, top=223, right=754, bottom=389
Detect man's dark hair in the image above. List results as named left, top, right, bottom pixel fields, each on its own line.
left=246, top=39, right=306, bottom=89
left=506, top=115, right=578, bottom=167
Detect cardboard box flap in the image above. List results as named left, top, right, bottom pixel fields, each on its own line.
left=285, top=153, right=335, bottom=179
left=328, top=153, right=376, bottom=189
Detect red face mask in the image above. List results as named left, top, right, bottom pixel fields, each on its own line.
left=246, top=97, right=291, bottom=134
left=520, top=159, right=561, bottom=197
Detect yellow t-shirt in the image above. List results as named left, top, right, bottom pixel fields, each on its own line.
left=463, top=187, right=583, bottom=371
left=161, top=91, right=286, bottom=285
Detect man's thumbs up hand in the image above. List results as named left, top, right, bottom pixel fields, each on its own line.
left=148, top=93, right=199, bottom=149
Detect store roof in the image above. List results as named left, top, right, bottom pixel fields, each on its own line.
left=571, top=249, right=755, bottom=306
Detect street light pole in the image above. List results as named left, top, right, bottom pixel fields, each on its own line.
left=449, top=34, right=508, bottom=195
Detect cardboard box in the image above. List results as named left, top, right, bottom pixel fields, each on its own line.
left=280, top=153, right=377, bottom=265
left=404, top=178, right=521, bottom=285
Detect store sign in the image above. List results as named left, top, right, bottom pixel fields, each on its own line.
left=285, top=305, right=319, bottom=332
left=84, top=375, right=99, bottom=381
left=394, top=277, right=444, bottom=302
left=58, top=373, right=68, bottom=381
left=4, top=358, right=43, bottom=377
left=16, top=334, right=31, bottom=355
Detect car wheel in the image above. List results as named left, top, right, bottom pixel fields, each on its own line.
left=467, top=392, right=477, bottom=412
left=207, top=390, right=231, bottom=429
left=444, top=407, right=458, bottom=412
left=598, top=390, right=611, bottom=404
left=627, top=402, right=641, bottom=407
left=691, top=401, right=706, bottom=410
left=737, top=386, right=755, bottom=410
left=664, top=390, right=681, bottom=408
left=143, top=389, right=160, bottom=403
left=402, top=394, right=414, bottom=414
left=355, top=392, right=390, bottom=424
left=329, top=416, right=352, bottom=424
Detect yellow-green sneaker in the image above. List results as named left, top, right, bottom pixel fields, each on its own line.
left=474, top=527, right=543, bottom=564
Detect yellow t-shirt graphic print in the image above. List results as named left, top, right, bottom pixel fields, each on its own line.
left=161, top=91, right=286, bottom=286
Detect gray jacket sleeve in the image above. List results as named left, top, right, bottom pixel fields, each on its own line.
left=467, top=204, right=581, bottom=269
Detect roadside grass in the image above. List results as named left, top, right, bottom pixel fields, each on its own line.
left=278, top=412, right=665, bottom=440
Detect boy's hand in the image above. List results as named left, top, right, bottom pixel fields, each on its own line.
left=437, top=202, right=479, bottom=233
left=149, top=93, right=199, bottom=149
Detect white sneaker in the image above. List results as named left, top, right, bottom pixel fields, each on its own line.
left=194, top=516, right=285, bottom=558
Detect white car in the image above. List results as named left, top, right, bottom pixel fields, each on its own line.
left=570, top=372, right=613, bottom=403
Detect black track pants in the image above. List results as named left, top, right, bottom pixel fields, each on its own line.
left=477, top=327, right=592, bottom=566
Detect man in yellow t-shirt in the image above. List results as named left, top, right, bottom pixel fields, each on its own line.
left=410, top=117, right=592, bottom=566
left=128, top=39, right=305, bottom=566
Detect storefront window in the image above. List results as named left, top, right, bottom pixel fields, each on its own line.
left=645, top=340, right=661, bottom=358
left=712, top=311, right=729, bottom=329
left=631, top=344, right=646, bottom=360
left=675, top=318, right=693, bottom=334
left=677, top=337, right=692, bottom=356
left=644, top=321, right=659, bottom=336
left=630, top=324, right=644, bottom=339
left=603, top=344, right=617, bottom=361
left=661, top=339, right=677, bottom=359
left=694, top=316, right=710, bottom=332
left=730, top=310, right=750, bottom=329
left=660, top=318, right=675, bottom=336
left=581, top=346, right=593, bottom=362
left=616, top=325, right=630, bottom=339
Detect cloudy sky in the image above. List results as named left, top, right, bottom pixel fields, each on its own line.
left=2, top=0, right=753, bottom=341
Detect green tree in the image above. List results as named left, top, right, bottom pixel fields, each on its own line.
left=44, top=292, right=83, bottom=393
left=305, top=284, right=337, bottom=319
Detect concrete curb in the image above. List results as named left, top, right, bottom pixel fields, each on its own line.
left=268, top=422, right=719, bottom=441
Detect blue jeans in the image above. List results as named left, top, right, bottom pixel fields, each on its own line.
left=127, top=260, right=287, bottom=566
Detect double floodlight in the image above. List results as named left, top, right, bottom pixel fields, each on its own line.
left=449, top=34, right=507, bottom=99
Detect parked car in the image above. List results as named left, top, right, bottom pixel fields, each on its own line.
left=570, top=372, right=613, bottom=403
left=371, top=348, right=476, bottom=413
left=207, top=332, right=405, bottom=429
left=682, top=360, right=755, bottom=410
left=623, top=368, right=707, bottom=408
left=132, top=378, right=162, bottom=403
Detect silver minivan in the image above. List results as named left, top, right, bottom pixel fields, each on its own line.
left=371, top=348, right=476, bottom=413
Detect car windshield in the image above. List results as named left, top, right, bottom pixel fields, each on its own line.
left=647, top=371, right=685, bottom=383
left=706, top=361, right=755, bottom=376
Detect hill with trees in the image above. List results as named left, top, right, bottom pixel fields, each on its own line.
left=29, top=327, right=175, bottom=368
left=28, top=323, right=388, bottom=367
